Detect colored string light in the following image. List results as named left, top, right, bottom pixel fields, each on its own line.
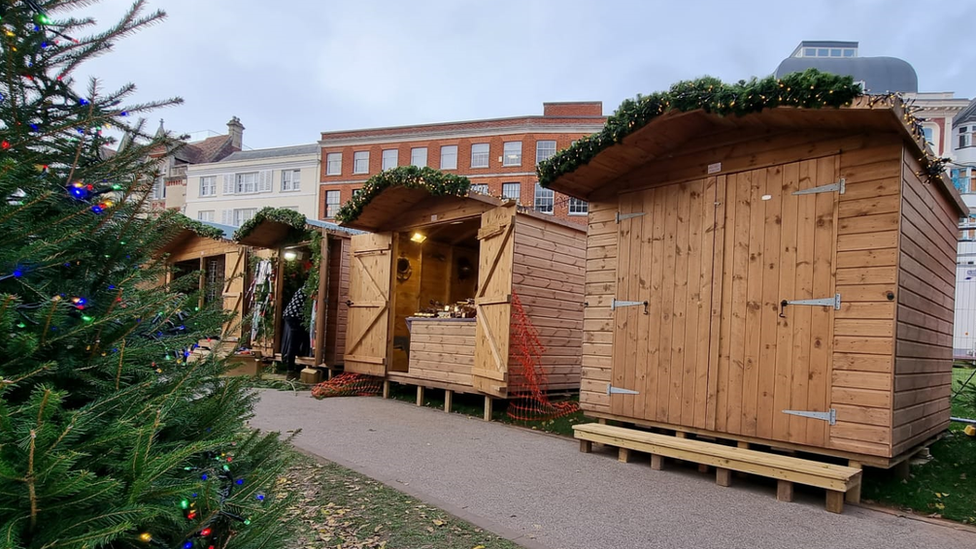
left=139, top=532, right=152, bottom=542
left=200, top=528, right=212, bottom=536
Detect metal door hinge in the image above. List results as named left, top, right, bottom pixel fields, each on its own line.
left=793, top=178, right=845, bottom=196
left=616, top=211, right=646, bottom=223
left=612, top=299, right=649, bottom=314
left=607, top=384, right=640, bottom=395
left=783, top=408, right=836, bottom=425
left=779, top=293, right=841, bottom=317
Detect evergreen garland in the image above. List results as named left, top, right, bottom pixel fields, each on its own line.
left=334, top=166, right=471, bottom=225
left=173, top=213, right=230, bottom=241
left=232, top=207, right=308, bottom=243
left=536, top=69, right=864, bottom=187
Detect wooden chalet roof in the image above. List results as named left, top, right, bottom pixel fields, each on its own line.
left=235, top=216, right=362, bottom=249
left=545, top=97, right=966, bottom=215
left=339, top=187, right=505, bottom=232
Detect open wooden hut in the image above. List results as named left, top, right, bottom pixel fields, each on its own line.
left=540, top=84, right=966, bottom=469
left=335, top=168, right=586, bottom=403
left=234, top=208, right=361, bottom=374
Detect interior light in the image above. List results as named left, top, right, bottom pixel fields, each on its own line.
left=410, top=232, right=427, bottom=243
left=283, top=251, right=298, bottom=261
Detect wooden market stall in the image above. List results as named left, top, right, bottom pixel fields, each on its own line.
left=234, top=208, right=361, bottom=377
left=539, top=79, right=967, bottom=511
left=336, top=171, right=587, bottom=407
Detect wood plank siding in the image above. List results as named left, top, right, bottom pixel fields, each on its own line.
left=324, top=236, right=351, bottom=366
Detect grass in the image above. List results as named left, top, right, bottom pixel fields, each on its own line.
left=386, top=383, right=591, bottom=437
left=281, top=455, right=523, bottom=549
left=862, top=367, right=976, bottom=523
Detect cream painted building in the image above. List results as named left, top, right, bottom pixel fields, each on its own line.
left=184, top=143, right=320, bottom=226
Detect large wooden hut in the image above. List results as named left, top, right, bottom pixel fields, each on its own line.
left=335, top=168, right=586, bottom=406
left=540, top=77, right=966, bottom=509
left=234, top=208, right=361, bottom=374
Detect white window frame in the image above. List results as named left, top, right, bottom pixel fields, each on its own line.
left=960, top=126, right=973, bottom=149
left=536, top=140, right=557, bottom=165
left=568, top=197, right=588, bottom=216
left=232, top=208, right=257, bottom=227
left=533, top=182, right=554, bottom=214
left=382, top=149, right=398, bottom=171
left=151, top=177, right=166, bottom=200
left=235, top=172, right=259, bottom=194
left=353, top=151, right=370, bottom=174
left=471, top=143, right=489, bottom=168
left=411, top=147, right=427, bottom=167
left=199, top=176, right=216, bottom=197
left=326, top=152, right=342, bottom=176
left=470, top=183, right=489, bottom=195
left=197, top=210, right=215, bottom=222
left=503, top=142, right=522, bottom=166
left=440, top=145, right=458, bottom=170
left=501, top=182, right=520, bottom=203
left=325, top=190, right=341, bottom=219
left=281, top=169, right=301, bottom=192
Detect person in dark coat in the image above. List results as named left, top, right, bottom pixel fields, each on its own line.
left=281, top=287, right=309, bottom=380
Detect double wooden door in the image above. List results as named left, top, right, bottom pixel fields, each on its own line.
left=611, top=157, right=840, bottom=447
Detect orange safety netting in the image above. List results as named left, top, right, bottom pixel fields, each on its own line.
left=311, top=372, right=383, bottom=399
left=506, top=291, right=581, bottom=422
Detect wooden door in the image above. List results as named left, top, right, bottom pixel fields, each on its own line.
left=715, top=157, right=839, bottom=447
left=610, top=178, right=720, bottom=428
left=472, top=205, right=516, bottom=397
left=343, top=233, right=393, bottom=376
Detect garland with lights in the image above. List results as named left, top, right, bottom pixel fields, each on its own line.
left=333, top=166, right=471, bottom=225
left=537, top=69, right=953, bottom=189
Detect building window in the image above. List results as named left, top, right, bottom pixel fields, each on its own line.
left=536, top=140, right=556, bottom=164
left=470, top=183, right=489, bottom=194
left=151, top=177, right=166, bottom=200
left=843, top=48, right=855, bottom=57
left=353, top=151, right=369, bottom=174
left=232, top=208, right=257, bottom=227
left=411, top=147, right=427, bottom=167
left=817, top=48, right=828, bottom=57
left=502, top=182, right=520, bottom=203
left=382, top=149, right=398, bottom=170
left=197, top=210, right=215, bottom=222
left=326, top=152, right=342, bottom=176
left=235, top=172, right=258, bottom=194
left=471, top=143, right=489, bottom=168
left=568, top=197, right=589, bottom=216
left=440, top=145, right=458, bottom=170
left=352, top=188, right=362, bottom=198
left=503, top=142, right=522, bottom=166
left=199, top=176, right=216, bottom=197
left=960, top=126, right=973, bottom=149
left=803, top=48, right=815, bottom=56
left=325, top=190, right=341, bottom=218
left=281, top=169, right=300, bottom=191
left=534, top=183, right=553, bottom=214
left=922, top=127, right=934, bottom=145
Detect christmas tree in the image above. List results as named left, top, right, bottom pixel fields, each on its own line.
left=0, top=1, right=293, bottom=547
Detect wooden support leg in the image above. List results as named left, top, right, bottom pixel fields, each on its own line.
left=382, top=380, right=390, bottom=399
left=444, top=390, right=453, bottom=413
left=675, top=431, right=688, bottom=439
left=846, top=461, right=862, bottom=504
left=893, top=459, right=910, bottom=481
left=650, top=454, right=664, bottom=470
left=776, top=480, right=794, bottom=502
left=737, top=441, right=750, bottom=449
left=483, top=396, right=493, bottom=421
left=579, top=439, right=592, bottom=453
left=716, top=468, right=732, bottom=487
left=618, top=447, right=632, bottom=463
left=826, top=490, right=844, bottom=514
left=416, top=386, right=424, bottom=407
left=598, top=418, right=607, bottom=425
left=327, top=368, right=333, bottom=380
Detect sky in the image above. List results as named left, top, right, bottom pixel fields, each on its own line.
left=72, top=0, right=976, bottom=150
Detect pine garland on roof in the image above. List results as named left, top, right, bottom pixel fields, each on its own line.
left=172, top=213, right=229, bottom=241
left=537, top=69, right=864, bottom=187
left=334, top=166, right=471, bottom=225
left=233, top=206, right=308, bottom=242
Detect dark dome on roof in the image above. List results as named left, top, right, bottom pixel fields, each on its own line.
left=775, top=56, right=918, bottom=93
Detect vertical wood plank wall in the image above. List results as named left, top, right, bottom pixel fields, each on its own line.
left=166, top=238, right=247, bottom=340
left=581, top=201, right=616, bottom=413
left=891, top=150, right=958, bottom=456
left=325, top=237, right=351, bottom=366
left=511, top=215, right=586, bottom=391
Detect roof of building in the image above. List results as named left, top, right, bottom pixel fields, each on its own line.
left=954, top=98, right=976, bottom=126
left=174, top=134, right=239, bottom=164
left=198, top=220, right=237, bottom=240
left=774, top=56, right=918, bottom=93
left=221, top=143, right=319, bottom=163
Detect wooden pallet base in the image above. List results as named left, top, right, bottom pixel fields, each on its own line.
left=383, top=380, right=494, bottom=421
left=574, top=423, right=862, bottom=514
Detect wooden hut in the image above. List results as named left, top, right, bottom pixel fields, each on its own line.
left=336, top=173, right=586, bottom=408
left=234, top=208, right=361, bottom=376
left=541, top=87, right=967, bottom=509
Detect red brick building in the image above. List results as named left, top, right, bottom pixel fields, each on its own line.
left=318, top=102, right=605, bottom=225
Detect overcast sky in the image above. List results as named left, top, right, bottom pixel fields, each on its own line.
left=74, top=0, right=976, bottom=150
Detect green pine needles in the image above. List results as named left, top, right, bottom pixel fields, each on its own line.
left=0, top=2, right=292, bottom=548
left=334, top=166, right=471, bottom=225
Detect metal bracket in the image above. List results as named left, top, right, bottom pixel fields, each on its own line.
left=611, top=299, right=649, bottom=315
left=780, top=293, right=841, bottom=317
left=793, top=178, right=845, bottom=196
left=783, top=408, right=836, bottom=425
left=607, top=384, right=640, bottom=395
left=615, top=211, right=646, bottom=223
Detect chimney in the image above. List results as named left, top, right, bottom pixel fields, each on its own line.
left=226, top=116, right=245, bottom=149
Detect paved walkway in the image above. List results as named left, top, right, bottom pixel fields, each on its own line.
left=252, top=390, right=976, bottom=549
